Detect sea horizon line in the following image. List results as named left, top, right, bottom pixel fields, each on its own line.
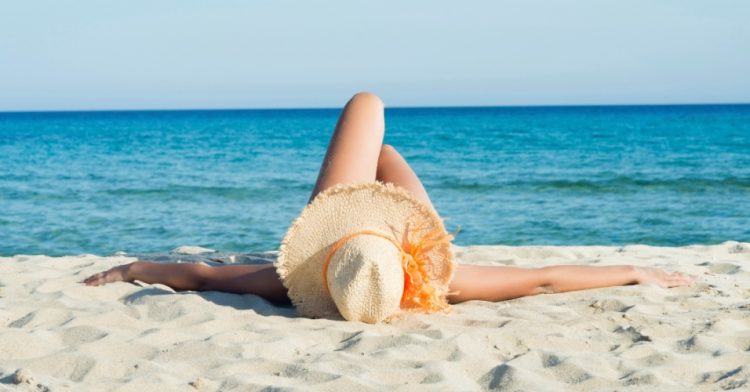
left=1, top=101, right=749, bottom=115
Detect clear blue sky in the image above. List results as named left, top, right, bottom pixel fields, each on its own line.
left=1, top=0, right=748, bottom=111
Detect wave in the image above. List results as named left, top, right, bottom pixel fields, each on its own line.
left=436, top=176, right=750, bottom=193
left=2, top=182, right=311, bottom=202
left=104, top=183, right=310, bottom=199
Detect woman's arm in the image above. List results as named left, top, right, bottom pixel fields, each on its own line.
left=84, top=262, right=208, bottom=290
left=83, top=261, right=289, bottom=303
left=448, top=264, right=695, bottom=303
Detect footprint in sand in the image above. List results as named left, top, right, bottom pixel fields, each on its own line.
left=708, top=263, right=741, bottom=275
left=613, top=325, right=652, bottom=344
left=589, top=299, right=633, bottom=313
left=60, top=325, right=108, bottom=346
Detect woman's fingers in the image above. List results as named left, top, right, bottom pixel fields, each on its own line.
left=662, top=271, right=697, bottom=287
left=637, top=267, right=697, bottom=288
left=82, top=265, right=130, bottom=286
left=83, top=272, right=106, bottom=286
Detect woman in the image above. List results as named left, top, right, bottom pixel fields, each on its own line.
left=84, top=92, right=695, bottom=308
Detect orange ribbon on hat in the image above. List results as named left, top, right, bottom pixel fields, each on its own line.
left=322, top=223, right=454, bottom=313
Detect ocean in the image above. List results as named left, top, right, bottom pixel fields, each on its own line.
left=1, top=104, right=749, bottom=256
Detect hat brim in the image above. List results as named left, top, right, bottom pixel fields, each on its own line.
left=276, top=181, right=455, bottom=319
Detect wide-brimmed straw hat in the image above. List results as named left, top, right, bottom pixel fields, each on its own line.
left=275, top=181, right=455, bottom=323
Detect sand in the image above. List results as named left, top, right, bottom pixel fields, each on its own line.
left=1, top=242, right=748, bottom=391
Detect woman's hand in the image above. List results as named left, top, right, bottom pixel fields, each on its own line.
left=634, top=266, right=696, bottom=288
left=82, top=263, right=134, bottom=286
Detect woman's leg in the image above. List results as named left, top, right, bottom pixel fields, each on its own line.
left=308, top=92, right=436, bottom=212
left=308, top=92, right=386, bottom=202
left=375, top=144, right=436, bottom=212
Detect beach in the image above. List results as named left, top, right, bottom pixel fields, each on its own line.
left=2, top=242, right=748, bottom=391
left=3, top=1, right=748, bottom=390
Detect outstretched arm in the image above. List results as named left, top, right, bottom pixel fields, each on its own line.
left=448, top=264, right=695, bottom=303
left=83, top=261, right=289, bottom=303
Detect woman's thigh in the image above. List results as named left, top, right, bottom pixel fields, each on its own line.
left=308, top=92, right=386, bottom=203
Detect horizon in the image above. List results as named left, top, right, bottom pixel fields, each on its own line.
left=2, top=101, right=749, bottom=115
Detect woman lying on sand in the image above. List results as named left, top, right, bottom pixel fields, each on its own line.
left=84, top=92, right=695, bottom=323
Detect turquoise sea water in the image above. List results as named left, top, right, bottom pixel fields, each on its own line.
left=1, top=105, right=749, bottom=256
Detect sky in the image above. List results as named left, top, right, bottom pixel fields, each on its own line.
left=1, top=0, right=748, bottom=111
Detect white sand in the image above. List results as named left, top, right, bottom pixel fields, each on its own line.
left=1, top=242, right=748, bottom=391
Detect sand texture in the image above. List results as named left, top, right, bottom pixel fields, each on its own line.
left=1, top=242, right=749, bottom=391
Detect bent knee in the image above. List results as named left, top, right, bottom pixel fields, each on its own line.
left=377, top=144, right=399, bottom=167
left=348, top=92, right=384, bottom=110
left=380, top=143, right=396, bottom=155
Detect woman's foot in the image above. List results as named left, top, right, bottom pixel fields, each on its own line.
left=83, top=263, right=133, bottom=286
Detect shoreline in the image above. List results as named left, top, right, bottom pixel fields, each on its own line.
left=1, top=242, right=748, bottom=390
left=4, top=240, right=746, bottom=261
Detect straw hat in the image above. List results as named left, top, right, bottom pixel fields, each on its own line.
left=275, top=181, right=455, bottom=323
